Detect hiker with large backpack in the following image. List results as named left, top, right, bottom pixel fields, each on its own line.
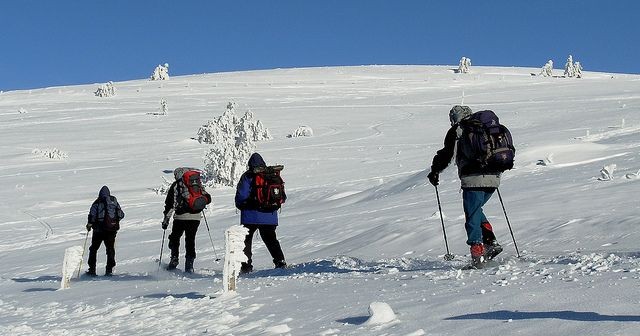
left=162, top=167, right=212, bottom=273
left=86, top=185, right=125, bottom=276
left=427, top=105, right=515, bottom=268
left=235, top=153, right=287, bottom=274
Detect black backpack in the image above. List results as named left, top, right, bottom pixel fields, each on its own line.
left=459, top=110, right=515, bottom=173
left=101, top=198, right=120, bottom=232
left=252, top=165, right=286, bottom=212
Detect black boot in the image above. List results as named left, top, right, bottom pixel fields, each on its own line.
left=86, top=268, right=97, bottom=277
left=166, top=256, right=179, bottom=270
left=184, top=257, right=194, bottom=273
left=274, top=260, right=287, bottom=269
left=105, top=267, right=113, bottom=276
left=240, top=262, right=253, bottom=274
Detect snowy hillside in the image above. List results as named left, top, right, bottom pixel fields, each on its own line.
left=1, top=65, right=639, bottom=335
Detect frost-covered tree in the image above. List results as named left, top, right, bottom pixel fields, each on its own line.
left=200, top=102, right=272, bottom=187
left=564, top=55, right=576, bottom=78
left=540, top=60, right=554, bottom=77
left=160, top=99, right=168, bottom=115
left=287, top=125, right=314, bottom=138
left=18, top=107, right=27, bottom=114
left=33, top=148, right=68, bottom=160
left=94, top=81, right=116, bottom=97
left=458, top=57, right=472, bottom=74
left=574, top=61, right=583, bottom=78
left=150, top=63, right=170, bottom=81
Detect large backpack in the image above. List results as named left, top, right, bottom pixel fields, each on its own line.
left=252, top=165, right=286, bottom=212
left=175, top=168, right=211, bottom=214
left=458, top=110, right=515, bottom=173
left=100, top=198, right=120, bottom=232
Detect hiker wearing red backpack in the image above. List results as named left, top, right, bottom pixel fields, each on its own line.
left=235, top=153, right=287, bottom=274
left=427, top=105, right=515, bottom=268
left=86, top=185, right=125, bottom=276
left=162, top=167, right=212, bottom=273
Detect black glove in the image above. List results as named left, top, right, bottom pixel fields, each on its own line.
left=162, top=217, right=170, bottom=230
left=427, top=171, right=439, bottom=186
left=86, top=223, right=92, bottom=232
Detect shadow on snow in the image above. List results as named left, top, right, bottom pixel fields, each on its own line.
left=446, top=310, right=640, bottom=322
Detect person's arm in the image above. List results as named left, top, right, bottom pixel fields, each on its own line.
left=430, top=126, right=458, bottom=174
left=235, top=173, right=252, bottom=210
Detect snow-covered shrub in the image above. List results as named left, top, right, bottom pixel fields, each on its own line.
left=287, top=125, right=314, bottom=138
left=18, top=107, right=27, bottom=114
left=33, top=148, right=68, bottom=160
left=200, top=102, right=271, bottom=187
left=540, top=60, right=554, bottom=77
left=160, top=99, right=168, bottom=115
left=625, top=169, right=640, bottom=179
left=152, top=176, right=173, bottom=195
left=458, top=57, right=472, bottom=74
left=564, top=55, right=576, bottom=78
left=598, top=164, right=616, bottom=181
left=150, top=63, right=170, bottom=81
left=575, top=61, right=583, bottom=78
left=94, top=81, right=116, bottom=97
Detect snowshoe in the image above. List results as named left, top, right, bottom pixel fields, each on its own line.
left=166, top=256, right=179, bottom=271
left=484, top=242, right=503, bottom=260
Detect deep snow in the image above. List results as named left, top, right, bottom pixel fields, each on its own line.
left=0, top=65, right=639, bottom=335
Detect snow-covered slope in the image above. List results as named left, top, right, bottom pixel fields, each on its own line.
left=1, top=66, right=639, bottom=335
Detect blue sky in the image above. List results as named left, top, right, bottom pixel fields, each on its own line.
left=1, top=1, right=637, bottom=91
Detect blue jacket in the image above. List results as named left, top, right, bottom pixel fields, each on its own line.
left=235, top=153, right=278, bottom=225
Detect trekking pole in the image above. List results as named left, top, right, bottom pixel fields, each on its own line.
left=497, top=188, right=521, bottom=258
left=77, top=230, right=90, bottom=278
left=435, top=186, right=455, bottom=261
left=157, top=229, right=166, bottom=275
left=202, top=211, right=221, bottom=262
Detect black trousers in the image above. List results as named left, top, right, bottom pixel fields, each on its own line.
left=168, top=219, right=200, bottom=259
left=88, top=231, right=117, bottom=270
left=243, top=224, right=285, bottom=265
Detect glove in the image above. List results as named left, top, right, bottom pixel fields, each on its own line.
left=162, top=217, right=170, bottom=230
left=86, top=223, right=92, bottom=232
left=427, top=171, right=439, bottom=186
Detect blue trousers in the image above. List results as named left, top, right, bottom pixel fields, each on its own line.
left=462, top=188, right=495, bottom=245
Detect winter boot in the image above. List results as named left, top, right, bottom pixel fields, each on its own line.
left=184, top=257, right=194, bottom=273
left=85, top=268, right=97, bottom=277
left=274, top=260, right=287, bottom=269
left=105, top=267, right=113, bottom=276
left=166, top=256, right=179, bottom=270
left=484, top=241, right=503, bottom=260
left=240, top=262, right=253, bottom=274
left=470, top=244, right=485, bottom=269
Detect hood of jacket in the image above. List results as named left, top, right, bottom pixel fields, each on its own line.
left=98, top=186, right=111, bottom=200
left=248, top=153, right=266, bottom=169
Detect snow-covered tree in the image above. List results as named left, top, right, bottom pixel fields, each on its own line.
left=33, top=148, right=68, bottom=160
left=200, top=102, right=272, bottom=187
left=540, top=60, right=554, bottom=77
left=150, top=63, right=170, bottom=81
left=564, top=55, right=576, bottom=78
left=575, top=61, right=583, bottom=78
left=160, top=99, right=168, bottom=115
left=18, top=107, right=27, bottom=114
left=94, top=81, right=116, bottom=97
left=598, top=164, right=617, bottom=181
left=458, top=57, right=472, bottom=74
left=287, top=125, right=314, bottom=138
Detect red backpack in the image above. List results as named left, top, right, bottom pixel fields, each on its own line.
left=175, top=168, right=211, bottom=213
left=252, top=165, right=286, bottom=212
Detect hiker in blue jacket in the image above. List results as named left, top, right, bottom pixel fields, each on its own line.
left=427, top=105, right=503, bottom=267
left=86, top=185, right=124, bottom=276
left=235, top=153, right=286, bottom=274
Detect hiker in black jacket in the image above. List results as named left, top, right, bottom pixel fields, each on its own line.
left=86, top=186, right=124, bottom=276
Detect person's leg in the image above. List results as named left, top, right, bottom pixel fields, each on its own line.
left=258, top=225, right=286, bottom=267
left=463, top=189, right=492, bottom=246
left=104, top=232, right=117, bottom=275
left=183, top=220, right=200, bottom=272
left=167, top=220, right=185, bottom=269
left=241, top=225, right=258, bottom=273
left=87, top=232, right=103, bottom=275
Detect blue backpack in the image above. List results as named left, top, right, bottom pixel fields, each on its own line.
left=459, top=110, right=515, bottom=172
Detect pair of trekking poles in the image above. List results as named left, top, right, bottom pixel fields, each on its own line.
left=157, top=211, right=220, bottom=274
left=435, top=186, right=520, bottom=260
